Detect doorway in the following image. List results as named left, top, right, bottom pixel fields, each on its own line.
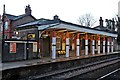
left=41, top=36, right=50, bottom=57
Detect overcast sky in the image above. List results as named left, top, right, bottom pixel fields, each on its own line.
left=0, top=0, right=119, bottom=26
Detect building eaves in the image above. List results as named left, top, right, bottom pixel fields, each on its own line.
left=13, top=14, right=26, bottom=20
left=5, top=13, right=36, bottom=21
left=59, top=20, right=117, bottom=34
left=13, top=14, right=36, bottom=21
left=16, top=20, right=40, bottom=28
left=5, top=14, right=18, bottom=20
left=94, top=25, right=117, bottom=33
left=16, top=18, right=58, bottom=28
left=16, top=18, right=117, bottom=35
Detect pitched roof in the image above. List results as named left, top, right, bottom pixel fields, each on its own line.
left=5, top=14, right=36, bottom=21
left=94, top=25, right=116, bottom=33
left=36, top=20, right=117, bottom=37
left=16, top=18, right=117, bottom=34
left=5, top=14, right=18, bottom=20
left=94, top=25, right=108, bottom=30
left=16, top=18, right=58, bottom=28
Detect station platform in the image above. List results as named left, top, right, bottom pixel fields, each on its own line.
left=1, top=52, right=119, bottom=71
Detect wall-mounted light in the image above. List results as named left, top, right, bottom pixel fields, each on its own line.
left=13, top=31, right=20, bottom=39
left=15, top=31, right=19, bottom=35
left=14, top=31, right=19, bottom=35
left=42, top=34, right=48, bottom=38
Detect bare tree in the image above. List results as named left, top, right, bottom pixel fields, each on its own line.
left=78, top=13, right=96, bottom=27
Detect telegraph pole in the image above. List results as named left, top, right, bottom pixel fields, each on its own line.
left=2, top=5, right=5, bottom=62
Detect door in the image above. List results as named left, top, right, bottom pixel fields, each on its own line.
left=41, top=36, right=50, bottom=57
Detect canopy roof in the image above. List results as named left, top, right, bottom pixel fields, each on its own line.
left=16, top=18, right=117, bottom=37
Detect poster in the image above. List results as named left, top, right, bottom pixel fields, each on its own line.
left=33, top=42, right=37, bottom=52
left=10, top=42, right=16, bottom=53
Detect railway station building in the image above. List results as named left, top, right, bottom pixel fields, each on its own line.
left=16, top=15, right=118, bottom=60
left=1, top=5, right=118, bottom=62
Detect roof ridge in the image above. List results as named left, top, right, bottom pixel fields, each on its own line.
left=5, top=13, right=18, bottom=17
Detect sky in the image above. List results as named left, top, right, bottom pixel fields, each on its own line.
left=0, top=0, right=120, bottom=26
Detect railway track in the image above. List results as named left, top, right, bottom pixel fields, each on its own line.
left=97, top=68, right=120, bottom=80
left=29, top=57, right=120, bottom=80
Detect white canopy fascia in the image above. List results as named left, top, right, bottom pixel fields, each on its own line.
left=38, top=23, right=117, bottom=37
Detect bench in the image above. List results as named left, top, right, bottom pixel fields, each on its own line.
left=57, top=50, right=66, bottom=55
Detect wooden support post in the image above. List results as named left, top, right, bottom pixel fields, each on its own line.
left=52, top=31, right=56, bottom=59
left=66, top=32, right=69, bottom=58
left=98, top=36, right=100, bottom=54
left=92, top=36, right=95, bottom=55
left=76, top=33, right=80, bottom=57
left=85, top=34, right=88, bottom=55
left=111, top=38, right=114, bottom=53
left=103, top=37, right=105, bottom=54
left=107, top=37, right=110, bottom=53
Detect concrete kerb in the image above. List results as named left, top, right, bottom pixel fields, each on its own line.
left=2, top=52, right=119, bottom=71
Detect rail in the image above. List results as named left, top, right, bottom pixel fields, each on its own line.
left=97, top=68, right=120, bottom=80
left=29, top=57, right=120, bottom=80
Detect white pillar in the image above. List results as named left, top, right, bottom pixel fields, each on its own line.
left=107, top=37, right=110, bottom=53
left=76, top=34, right=80, bottom=57
left=98, top=36, right=100, bottom=54
left=103, top=37, right=105, bottom=54
left=111, top=39, right=114, bottom=53
left=66, top=32, right=69, bottom=58
left=52, top=32, right=56, bottom=59
left=85, top=34, right=88, bottom=55
left=92, top=39, right=95, bottom=55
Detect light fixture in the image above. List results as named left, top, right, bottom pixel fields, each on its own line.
left=42, top=34, right=48, bottom=38
left=14, top=31, right=19, bottom=35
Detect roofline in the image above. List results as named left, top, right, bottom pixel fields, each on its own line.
left=5, top=13, right=36, bottom=21
left=13, top=14, right=37, bottom=21
left=5, top=13, right=17, bottom=17
left=59, top=20, right=117, bottom=34
left=15, top=18, right=117, bottom=35
left=16, top=19, right=57, bottom=28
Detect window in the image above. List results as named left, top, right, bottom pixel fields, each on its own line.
left=56, top=37, right=61, bottom=50
left=4, top=35, right=8, bottom=39
left=5, top=21, right=8, bottom=30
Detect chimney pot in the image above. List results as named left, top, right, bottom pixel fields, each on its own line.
left=99, top=17, right=103, bottom=27
left=25, top=4, right=32, bottom=15
left=53, top=15, right=60, bottom=20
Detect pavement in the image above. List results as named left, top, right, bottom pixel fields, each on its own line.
left=0, top=52, right=119, bottom=71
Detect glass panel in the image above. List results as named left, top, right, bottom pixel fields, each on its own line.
left=5, top=21, right=8, bottom=30
left=56, top=37, right=61, bottom=50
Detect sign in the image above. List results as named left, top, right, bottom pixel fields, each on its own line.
left=10, top=42, right=16, bottom=53
left=28, top=34, right=35, bottom=39
left=33, top=42, right=37, bottom=52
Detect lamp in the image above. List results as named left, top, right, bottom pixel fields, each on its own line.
left=15, top=31, right=19, bottom=35
left=13, top=31, right=20, bottom=39
left=42, top=34, right=48, bottom=38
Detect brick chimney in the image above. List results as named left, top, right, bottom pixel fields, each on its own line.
left=108, top=19, right=112, bottom=30
left=53, top=15, right=60, bottom=21
left=25, top=4, right=32, bottom=15
left=99, top=17, right=103, bottom=27
left=112, top=18, right=115, bottom=31
left=105, top=19, right=109, bottom=27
